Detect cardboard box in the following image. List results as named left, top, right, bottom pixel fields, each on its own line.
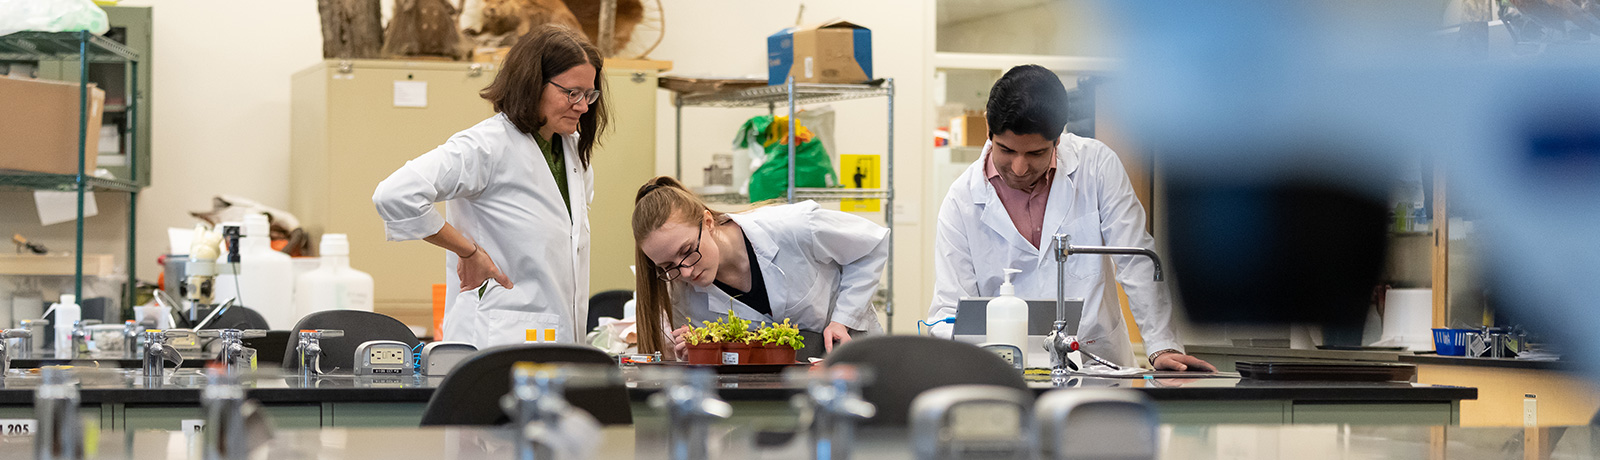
left=950, top=113, right=987, bottom=147
left=0, top=77, right=104, bottom=175
left=767, top=19, right=872, bottom=86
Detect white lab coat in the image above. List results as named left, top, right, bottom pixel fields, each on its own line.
left=673, top=202, right=887, bottom=335
left=927, top=134, right=1182, bottom=367
left=373, top=113, right=592, bottom=349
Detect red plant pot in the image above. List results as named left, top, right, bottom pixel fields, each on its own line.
left=685, top=342, right=723, bottom=365
left=752, top=344, right=797, bottom=364
left=721, top=342, right=751, bottom=365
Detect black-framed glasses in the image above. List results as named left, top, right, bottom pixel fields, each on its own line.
left=548, top=80, right=601, bottom=106
left=657, top=219, right=704, bottom=281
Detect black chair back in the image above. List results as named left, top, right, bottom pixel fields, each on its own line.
left=586, top=290, right=632, bottom=332
left=826, top=335, right=1028, bottom=426
left=420, top=343, right=631, bottom=426
left=201, top=306, right=270, bottom=331
left=281, top=310, right=420, bottom=372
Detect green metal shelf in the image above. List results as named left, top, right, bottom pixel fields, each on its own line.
left=0, top=31, right=139, bottom=62
left=1, top=29, right=143, bottom=316
left=0, top=172, right=141, bottom=193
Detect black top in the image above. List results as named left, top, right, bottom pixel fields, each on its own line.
left=714, top=233, right=772, bottom=316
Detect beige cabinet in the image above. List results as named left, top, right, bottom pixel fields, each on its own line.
left=290, top=59, right=662, bottom=327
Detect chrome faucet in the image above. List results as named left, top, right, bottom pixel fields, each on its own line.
left=16, top=319, right=45, bottom=358
left=1046, top=234, right=1165, bottom=377
left=35, top=366, right=82, bottom=460
left=792, top=366, right=876, bottom=460
left=123, top=320, right=141, bottom=358
left=296, top=330, right=344, bottom=378
left=648, top=368, right=732, bottom=460
left=505, top=363, right=569, bottom=460
left=144, top=330, right=191, bottom=378
left=0, top=329, right=30, bottom=375
left=202, top=370, right=269, bottom=460
left=69, top=320, right=90, bottom=357
left=199, top=329, right=267, bottom=374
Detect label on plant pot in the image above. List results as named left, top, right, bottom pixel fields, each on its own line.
left=721, top=352, right=740, bottom=365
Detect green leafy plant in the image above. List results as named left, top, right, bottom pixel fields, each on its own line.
left=715, top=310, right=752, bottom=344
left=755, top=318, right=805, bottom=349
left=684, top=322, right=718, bottom=346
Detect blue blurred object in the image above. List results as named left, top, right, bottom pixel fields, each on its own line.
left=1093, top=0, right=1600, bottom=378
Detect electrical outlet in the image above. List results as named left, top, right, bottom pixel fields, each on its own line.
left=370, top=347, right=406, bottom=365
left=1524, top=394, right=1538, bottom=427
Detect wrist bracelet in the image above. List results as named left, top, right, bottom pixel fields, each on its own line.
left=460, top=243, right=481, bottom=259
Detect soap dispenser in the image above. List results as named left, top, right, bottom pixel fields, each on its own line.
left=986, top=268, right=1029, bottom=367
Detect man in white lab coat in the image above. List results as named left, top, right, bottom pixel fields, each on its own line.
left=928, top=65, right=1214, bottom=371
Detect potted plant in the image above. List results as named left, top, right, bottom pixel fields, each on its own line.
left=752, top=318, right=804, bottom=364
left=716, top=311, right=753, bottom=365
left=682, top=319, right=723, bottom=365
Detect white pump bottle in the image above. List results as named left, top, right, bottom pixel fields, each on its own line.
left=212, top=214, right=295, bottom=328
left=986, top=268, right=1029, bottom=367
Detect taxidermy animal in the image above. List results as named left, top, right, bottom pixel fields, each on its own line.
left=563, top=0, right=645, bottom=55
left=383, top=0, right=468, bottom=59
left=468, top=0, right=583, bottom=48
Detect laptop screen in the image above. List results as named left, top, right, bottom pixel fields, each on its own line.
left=951, top=298, right=1083, bottom=337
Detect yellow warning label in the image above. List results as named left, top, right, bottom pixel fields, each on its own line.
left=840, top=154, right=880, bottom=213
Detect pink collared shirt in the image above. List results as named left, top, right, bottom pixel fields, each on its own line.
left=984, top=150, right=1056, bottom=249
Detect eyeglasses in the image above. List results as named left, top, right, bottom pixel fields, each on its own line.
left=657, top=219, right=704, bottom=282
left=548, top=80, right=601, bottom=106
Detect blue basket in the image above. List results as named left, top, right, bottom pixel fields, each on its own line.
left=1432, top=328, right=1471, bottom=356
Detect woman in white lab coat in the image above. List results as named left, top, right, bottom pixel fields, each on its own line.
left=631, top=176, right=888, bottom=360
left=372, top=25, right=608, bottom=348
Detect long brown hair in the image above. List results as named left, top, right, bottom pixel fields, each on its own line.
left=632, top=176, right=730, bottom=354
left=479, top=24, right=608, bottom=169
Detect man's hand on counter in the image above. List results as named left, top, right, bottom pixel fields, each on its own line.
left=1152, top=352, right=1217, bottom=372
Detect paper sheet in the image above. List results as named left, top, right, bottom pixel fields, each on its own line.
left=394, top=81, right=427, bottom=108
left=34, top=190, right=97, bottom=226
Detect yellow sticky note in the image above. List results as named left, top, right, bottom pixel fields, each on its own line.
left=525, top=329, right=540, bottom=342
left=544, top=329, right=557, bottom=342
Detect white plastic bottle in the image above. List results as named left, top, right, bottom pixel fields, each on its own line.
left=986, top=268, right=1030, bottom=368
left=294, top=234, right=376, bottom=320
left=53, top=294, right=80, bottom=358
left=213, top=214, right=295, bottom=329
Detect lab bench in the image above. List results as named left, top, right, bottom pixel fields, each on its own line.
left=1, top=422, right=1594, bottom=459
left=0, top=367, right=1474, bottom=430
left=1188, top=344, right=1595, bottom=426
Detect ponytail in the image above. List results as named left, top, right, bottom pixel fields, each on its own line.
left=632, top=176, right=727, bottom=355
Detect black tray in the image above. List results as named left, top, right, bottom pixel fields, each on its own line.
left=636, top=362, right=809, bottom=374
left=1236, top=361, right=1416, bottom=382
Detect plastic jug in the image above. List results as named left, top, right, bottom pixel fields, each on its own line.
left=986, top=268, right=1029, bottom=367
left=213, top=214, right=295, bottom=328
left=52, top=294, right=79, bottom=358
left=293, top=234, right=375, bottom=320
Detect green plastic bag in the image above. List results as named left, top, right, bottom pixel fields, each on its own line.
left=733, top=115, right=836, bottom=202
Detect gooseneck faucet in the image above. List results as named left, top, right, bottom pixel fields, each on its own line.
left=296, top=330, right=344, bottom=378
left=1046, top=234, right=1165, bottom=377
